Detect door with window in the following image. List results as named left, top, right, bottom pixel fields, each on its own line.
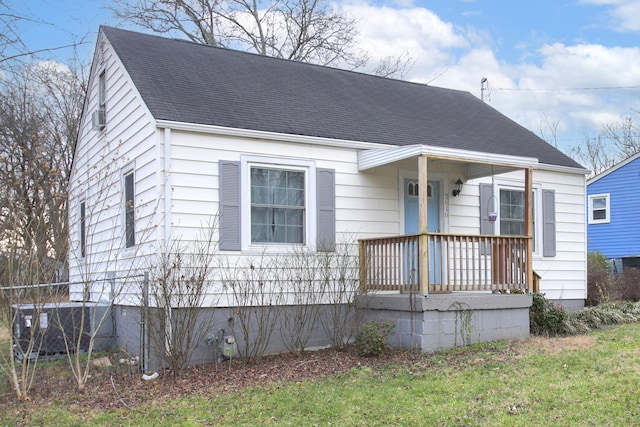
left=403, top=179, right=441, bottom=285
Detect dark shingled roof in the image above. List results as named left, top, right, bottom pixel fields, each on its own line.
left=101, top=26, right=583, bottom=169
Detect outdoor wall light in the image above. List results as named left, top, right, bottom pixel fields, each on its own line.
left=452, top=178, right=464, bottom=197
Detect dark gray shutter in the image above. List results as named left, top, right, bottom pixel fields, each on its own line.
left=542, top=189, right=556, bottom=257
left=316, top=168, right=335, bottom=252
left=479, top=183, right=495, bottom=255
left=219, top=161, right=241, bottom=251
left=479, top=183, right=495, bottom=235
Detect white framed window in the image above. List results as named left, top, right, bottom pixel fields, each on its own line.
left=80, top=201, right=86, bottom=258
left=588, top=193, right=610, bottom=224
left=122, top=166, right=135, bottom=248
left=405, top=181, right=432, bottom=198
left=250, top=166, right=305, bottom=244
left=407, top=181, right=418, bottom=197
left=98, top=70, right=106, bottom=112
left=496, top=184, right=541, bottom=255
left=240, top=156, right=316, bottom=251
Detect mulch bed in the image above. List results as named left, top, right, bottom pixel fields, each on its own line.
left=2, top=346, right=430, bottom=410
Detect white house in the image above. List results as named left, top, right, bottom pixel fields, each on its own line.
left=70, top=27, right=588, bottom=364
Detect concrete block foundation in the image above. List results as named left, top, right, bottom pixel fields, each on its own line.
left=360, top=292, right=533, bottom=353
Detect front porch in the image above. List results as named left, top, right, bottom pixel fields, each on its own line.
left=359, top=233, right=539, bottom=294
left=357, top=148, right=540, bottom=296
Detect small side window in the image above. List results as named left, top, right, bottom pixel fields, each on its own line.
left=98, top=71, right=106, bottom=112
left=80, top=201, right=86, bottom=258
left=124, top=171, right=135, bottom=248
left=588, top=193, right=610, bottom=224
left=407, top=181, right=418, bottom=197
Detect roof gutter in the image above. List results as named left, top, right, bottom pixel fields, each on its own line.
left=155, top=120, right=587, bottom=175
left=155, top=120, right=389, bottom=151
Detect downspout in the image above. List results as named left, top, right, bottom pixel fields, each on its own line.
left=163, top=127, right=172, bottom=253
left=162, top=127, right=173, bottom=364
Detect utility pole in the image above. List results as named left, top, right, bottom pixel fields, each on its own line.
left=481, top=77, right=488, bottom=102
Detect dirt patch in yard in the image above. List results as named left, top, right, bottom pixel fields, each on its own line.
left=527, top=335, right=597, bottom=355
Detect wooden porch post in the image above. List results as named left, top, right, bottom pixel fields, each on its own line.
left=524, top=167, right=534, bottom=292
left=419, top=155, right=429, bottom=295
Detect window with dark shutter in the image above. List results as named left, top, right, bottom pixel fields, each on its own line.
left=317, top=168, right=335, bottom=251
left=219, top=161, right=241, bottom=251
left=80, top=201, right=86, bottom=257
left=124, top=171, right=135, bottom=248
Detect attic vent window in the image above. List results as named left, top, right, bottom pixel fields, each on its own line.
left=93, top=71, right=106, bottom=131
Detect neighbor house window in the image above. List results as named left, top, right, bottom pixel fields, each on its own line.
left=588, top=193, right=610, bottom=224
left=499, top=188, right=536, bottom=251
left=98, top=71, right=106, bottom=112
left=250, top=167, right=305, bottom=244
left=124, top=171, right=135, bottom=248
left=80, top=201, right=86, bottom=258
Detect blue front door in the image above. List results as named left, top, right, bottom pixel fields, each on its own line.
left=404, top=179, right=441, bottom=285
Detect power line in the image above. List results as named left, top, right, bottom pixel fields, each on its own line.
left=492, top=85, right=640, bottom=92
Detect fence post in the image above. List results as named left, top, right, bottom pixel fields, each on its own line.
left=141, top=272, right=149, bottom=373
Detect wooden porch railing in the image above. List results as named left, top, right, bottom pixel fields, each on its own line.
left=358, top=233, right=533, bottom=293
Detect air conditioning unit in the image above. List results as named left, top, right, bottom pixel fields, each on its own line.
left=12, top=302, right=113, bottom=361
left=92, top=109, right=106, bottom=130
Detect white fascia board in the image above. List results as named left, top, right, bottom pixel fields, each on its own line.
left=358, top=144, right=539, bottom=171
left=155, top=120, right=389, bottom=151
left=536, top=163, right=589, bottom=176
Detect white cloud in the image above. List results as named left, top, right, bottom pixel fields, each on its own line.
left=342, top=1, right=640, bottom=150
left=579, top=0, right=640, bottom=32
left=344, top=1, right=470, bottom=56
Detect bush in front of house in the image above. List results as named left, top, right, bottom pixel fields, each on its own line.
left=618, top=268, right=640, bottom=302
left=529, top=293, right=567, bottom=336
left=355, top=320, right=395, bottom=357
left=586, top=251, right=616, bottom=306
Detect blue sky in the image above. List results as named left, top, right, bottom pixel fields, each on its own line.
left=8, top=0, right=640, bottom=154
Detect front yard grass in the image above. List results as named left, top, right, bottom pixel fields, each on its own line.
left=2, top=323, right=640, bottom=426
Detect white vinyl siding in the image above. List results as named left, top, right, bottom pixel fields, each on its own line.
left=469, top=170, right=586, bottom=300
left=68, top=34, right=158, bottom=292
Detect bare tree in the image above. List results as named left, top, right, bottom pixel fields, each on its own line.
left=0, top=1, right=89, bottom=67
left=538, top=112, right=560, bottom=149
left=111, top=0, right=411, bottom=76
left=278, top=247, right=324, bottom=356
left=0, top=201, right=68, bottom=400
left=602, top=116, right=640, bottom=159
left=221, top=252, right=284, bottom=363
left=569, top=113, right=640, bottom=176
left=145, top=220, right=220, bottom=374
left=371, top=51, right=414, bottom=80
left=0, top=0, right=25, bottom=60
left=569, top=133, right=619, bottom=177
left=317, top=237, right=362, bottom=351
left=0, top=62, right=84, bottom=284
